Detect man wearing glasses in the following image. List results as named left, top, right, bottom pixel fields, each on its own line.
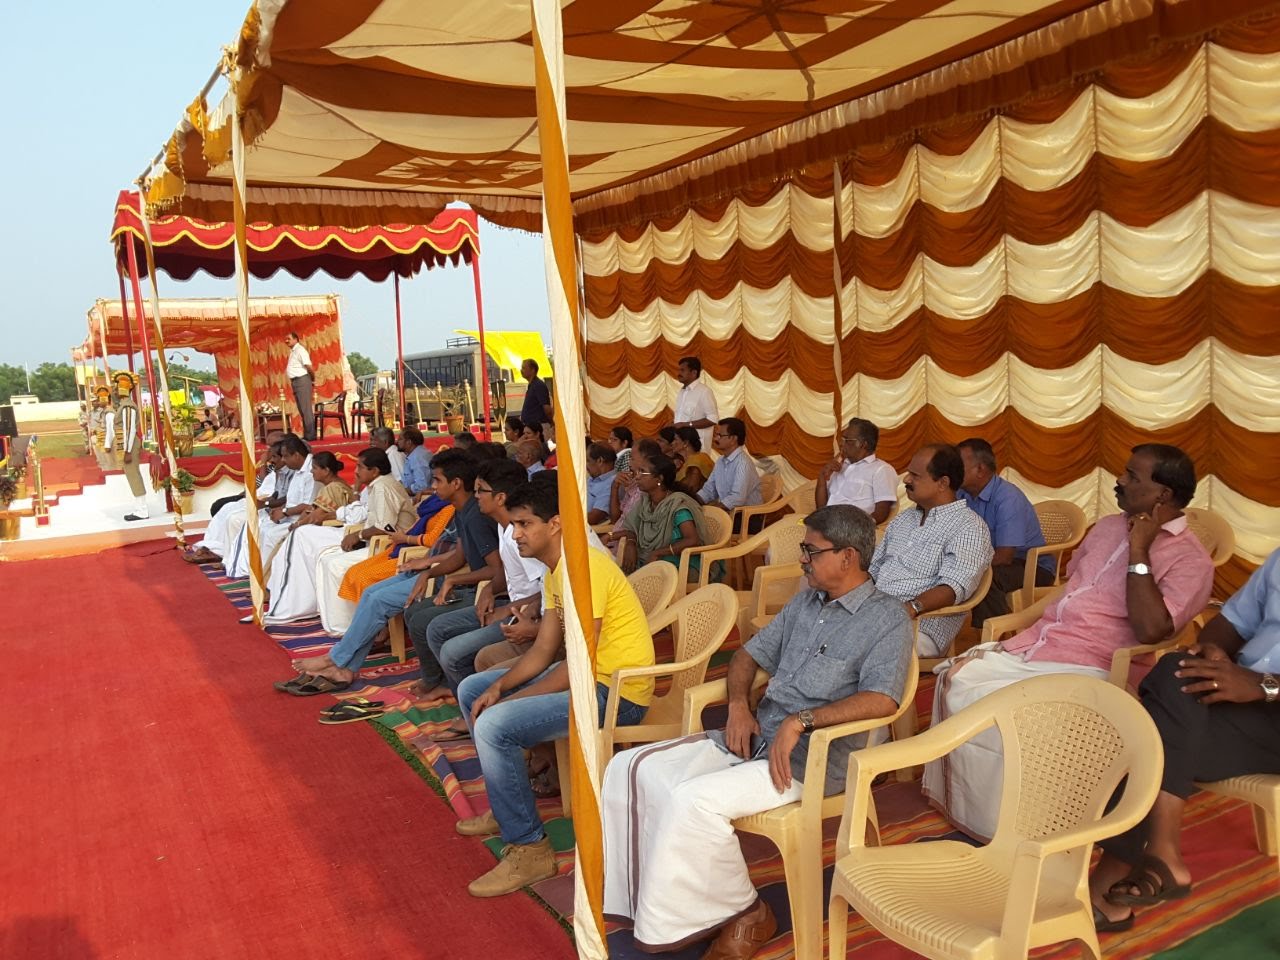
left=697, top=417, right=763, bottom=514
left=815, top=417, right=899, bottom=523
left=601, top=506, right=913, bottom=958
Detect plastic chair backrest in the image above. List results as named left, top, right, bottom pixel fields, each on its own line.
left=666, top=583, right=739, bottom=701
left=763, top=515, right=808, bottom=565
left=701, top=505, right=733, bottom=549
left=627, top=560, right=680, bottom=621
left=1183, top=507, right=1235, bottom=566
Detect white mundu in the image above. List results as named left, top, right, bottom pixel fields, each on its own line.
left=195, top=472, right=277, bottom=558
left=227, top=456, right=316, bottom=579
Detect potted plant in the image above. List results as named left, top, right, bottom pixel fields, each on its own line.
left=0, top=473, right=19, bottom=541
left=160, top=469, right=197, bottom=514
left=170, top=404, right=201, bottom=457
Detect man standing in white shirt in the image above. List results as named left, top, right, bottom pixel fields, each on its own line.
left=670, top=356, right=719, bottom=453
left=816, top=417, right=899, bottom=524
left=285, top=331, right=317, bottom=440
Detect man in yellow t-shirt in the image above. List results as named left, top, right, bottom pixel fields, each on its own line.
left=454, top=475, right=655, bottom=899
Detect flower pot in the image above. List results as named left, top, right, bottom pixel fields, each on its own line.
left=174, top=433, right=195, bottom=457
left=0, top=512, right=20, bottom=541
left=14, top=480, right=28, bottom=501
left=175, top=492, right=195, bottom=515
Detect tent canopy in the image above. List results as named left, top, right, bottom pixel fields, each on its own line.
left=140, top=0, right=1241, bottom=229
left=87, top=295, right=348, bottom=409
left=111, top=190, right=478, bottom=281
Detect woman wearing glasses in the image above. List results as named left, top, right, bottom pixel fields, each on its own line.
left=607, top=451, right=709, bottom=576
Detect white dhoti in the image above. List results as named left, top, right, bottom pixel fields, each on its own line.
left=196, top=499, right=249, bottom=558
left=921, top=643, right=1108, bottom=841
left=317, top=548, right=366, bottom=636
left=226, top=511, right=293, bottom=580
left=602, top=736, right=802, bottom=951
left=264, top=525, right=346, bottom=624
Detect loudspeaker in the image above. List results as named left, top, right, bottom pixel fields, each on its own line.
left=0, top=405, right=16, bottom=438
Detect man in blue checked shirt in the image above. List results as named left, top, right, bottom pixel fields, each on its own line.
left=697, top=417, right=762, bottom=514
left=398, top=426, right=433, bottom=498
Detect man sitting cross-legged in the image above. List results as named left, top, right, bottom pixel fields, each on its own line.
left=184, top=439, right=289, bottom=565
left=601, top=505, right=913, bottom=958
left=226, top=434, right=315, bottom=580
left=1089, top=546, right=1280, bottom=932
left=453, top=478, right=656, bottom=898
left=282, top=449, right=489, bottom=695
left=417, top=458, right=549, bottom=733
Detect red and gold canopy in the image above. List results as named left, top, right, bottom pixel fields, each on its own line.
left=111, top=190, right=478, bottom=281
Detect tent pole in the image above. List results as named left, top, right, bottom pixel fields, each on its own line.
left=395, top=272, right=406, bottom=430
left=116, top=267, right=137, bottom=376
left=470, top=244, right=493, bottom=440
left=123, top=238, right=167, bottom=467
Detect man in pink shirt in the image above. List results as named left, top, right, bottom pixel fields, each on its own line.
left=922, top=444, right=1214, bottom=842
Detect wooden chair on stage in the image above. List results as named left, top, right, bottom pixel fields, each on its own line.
left=314, top=392, right=349, bottom=439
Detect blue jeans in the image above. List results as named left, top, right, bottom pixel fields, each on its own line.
left=327, top=572, right=417, bottom=670
left=405, top=586, right=476, bottom=686
left=425, top=605, right=511, bottom=694
left=457, top=667, right=648, bottom=844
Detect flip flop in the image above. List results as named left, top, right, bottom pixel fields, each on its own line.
left=1107, top=853, right=1192, bottom=906
left=1092, top=905, right=1135, bottom=934
left=287, top=675, right=353, bottom=697
left=319, top=701, right=386, bottom=725
left=320, top=698, right=385, bottom=715
left=273, top=672, right=314, bottom=692
left=432, top=724, right=472, bottom=742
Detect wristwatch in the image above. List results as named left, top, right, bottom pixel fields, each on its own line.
left=1127, top=562, right=1152, bottom=576
left=1261, top=674, right=1279, bottom=703
left=797, top=709, right=815, bottom=733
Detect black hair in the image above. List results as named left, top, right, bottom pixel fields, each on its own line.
left=679, top=356, right=702, bottom=375
left=657, top=426, right=678, bottom=445
left=587, top=442, right=616, bottom=466
left=718, top=417, right=746, bottom=445
left=478, top=457, right=527, bottom=497
left=922, top=444, right=965, bottom=491
left=635, top=438, right=662, bottom=461
left=642, top=451, right=686, bottom=495
left=401, top=426, right=425, bottom=447
left=312, top=451, right=344, bottom=475
left=674, top=425, right=702, bottom=452
left=431, top=447, right=478, bottom=491
left=504, top=415, right=524, bottom=436
left=523, top=358, right=540, bottom=374
left=453, top=431, right=477, bottom=448
left=279, top=435, right=309, bottom=457
left=846, top=417, right=879, bottom=452
left=610, top=425, right=633, bottom=447
left=357, top=447, right=392, bottom=476
left=506, top=478, right=558, bottom=521
left=521, top=419, right=545, bottom=440
left=1132, top=443, right=1198, bottom=508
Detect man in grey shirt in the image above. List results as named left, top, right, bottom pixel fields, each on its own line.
left=601, top=505, right=913, bottom=958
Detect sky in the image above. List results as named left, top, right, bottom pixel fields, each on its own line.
left=0, top=2, right=551, bottom=376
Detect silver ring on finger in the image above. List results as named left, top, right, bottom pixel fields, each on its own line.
left=1213, top=680, right=1219, bottom=690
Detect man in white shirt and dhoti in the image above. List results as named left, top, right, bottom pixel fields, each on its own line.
left=226, top=435, right=315, bottom=579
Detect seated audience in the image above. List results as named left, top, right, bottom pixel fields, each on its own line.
left=956, top=437, right=1053, bottom=625
left=370, top=425, right=405, bottom=482
left=453, top=479, right=656, bottom=897
left=608, top=451, right=707, bottom=575
left=585, top=443, right=617, bottom=525
left=671, top=425, right=713, bottom=496
left=868, top=443, right=993, bottom=656
left=189, top=436, right=285, bottom=555
left=1091, top=546, right=1280, bottom=931
left=601, top=506, right=912, bottom=955
left=697, top=417, right=762, bottom=513
left=610, top=438, right=659, bottom=528
left=399, top=427, right=432, bottom=497
left=223, top=435, right=315, bottom=579
left=453, top=431, right=478, bottom=452
left=923, top=444, right=1214, bottom=841
left=816, top=417, right=898, bottom=523
left=502, top=416, right=524, bottom=457
left=513, top=439, right=546, bottom=478
left=608, top=425, right=634, bottom=474
left=656, top=426, right=678, bottom=459
left=264, top=448, right=413, bottom=626
left=419, top=459, right=548, bottom=721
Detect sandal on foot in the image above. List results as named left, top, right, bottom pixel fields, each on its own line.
left=287, top=675, right=353, bottom=697
left=273, top=672, right=315, bottom=692
left=530, top=765, right=561, bottom=799
left=1107, top=854, right=1192, bottom=906
left=432, top=724, right=472, bottom=742
left=1092, top=905, right=1134, bottom=934
left=319, top=701, right=386, bottom=724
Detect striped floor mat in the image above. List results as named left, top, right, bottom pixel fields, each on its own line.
left=203, top=568, right=1278, bottom=957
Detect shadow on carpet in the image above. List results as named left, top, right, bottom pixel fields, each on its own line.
left=199, top=567, right=1279, bottom=959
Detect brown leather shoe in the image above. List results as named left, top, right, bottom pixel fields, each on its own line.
left=702, top=898, right=777, bottom=960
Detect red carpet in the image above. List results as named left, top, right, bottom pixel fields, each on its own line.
left=0, top=548, right=573, bottom=960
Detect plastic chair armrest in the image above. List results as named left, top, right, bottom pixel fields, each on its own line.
left=367, top=534, right=391, bottom=554
left=681, top=671, right=770, bottom=734
left=980, top=589, right=1059, bottom=645
left=750, top=562, right=805, bottom=623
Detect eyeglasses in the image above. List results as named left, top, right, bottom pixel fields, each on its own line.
left=634, top=470, right=655, bottom=477
left=474, top=484, right=494, bottom=495
left=840, top=434, right=862, bottom=445
left=799, top=543, right=840, bottom=561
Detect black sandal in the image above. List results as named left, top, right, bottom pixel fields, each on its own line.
left=1092, top=905, right=1134, bottom=933
left=1107, top=854, right=1192, bottom=906
left=287, top=675, right=353, bottom=697
left=273, top=672, right=314, bottom=692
